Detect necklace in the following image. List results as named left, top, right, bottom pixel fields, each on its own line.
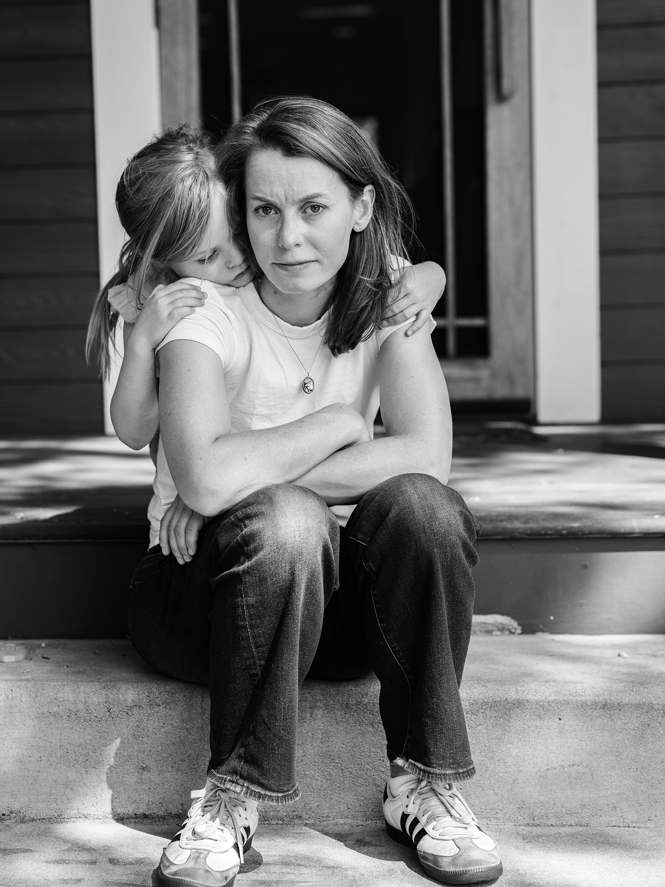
left=269, top=309, right=323, bottom=394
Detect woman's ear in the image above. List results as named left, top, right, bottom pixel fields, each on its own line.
left=352, top=184, right=375, bottom=232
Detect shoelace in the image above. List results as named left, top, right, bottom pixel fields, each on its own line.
left=180, top=787, right=251, bottom=863
left=403, top=778, right=477, bottom=837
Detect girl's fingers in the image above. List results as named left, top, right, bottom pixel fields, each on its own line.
left=405, top=309, right=429, bottom=337
left=382, top=305, right=417, bottom=327
left=172, top=516, right=189, bottom=563
left=159, top=509, right=173, bottom=555
left=184, top=516, right=204, bottom=557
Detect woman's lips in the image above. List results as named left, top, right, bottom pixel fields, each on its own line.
left=274, top=261, right=314, bottom=271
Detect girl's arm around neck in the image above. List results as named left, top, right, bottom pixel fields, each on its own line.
left=292, top=322, right=452, bottom=503
left=110, top=280, right=208, bottom=449
left=158, top=338, right=367, bottom=516
left=110, top=322, right=159, bottom=449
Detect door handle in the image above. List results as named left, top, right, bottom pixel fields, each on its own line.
left=495, top=0, right=515, bottom=100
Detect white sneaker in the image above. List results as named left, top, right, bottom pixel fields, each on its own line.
left=154, top=780, right=259, bottom=887
left=383, top=774, right=503, bottom=884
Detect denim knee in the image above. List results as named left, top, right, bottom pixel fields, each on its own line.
left=350, top=473, right=480, bottom=555
left=213, top=483, right=338, bottom=581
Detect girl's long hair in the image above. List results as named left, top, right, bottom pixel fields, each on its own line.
left=217, top=95, right=416, bottom=356
left=86, top=125, right=221, bottom=378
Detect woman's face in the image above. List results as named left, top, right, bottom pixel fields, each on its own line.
left=245, top=149, right=374, bottom=300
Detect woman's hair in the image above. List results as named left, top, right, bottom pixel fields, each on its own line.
left=86, top=125, right=221, bottom=378
left=217, top=95, right=416, bottom=356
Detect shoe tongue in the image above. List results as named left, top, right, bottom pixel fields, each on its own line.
left=194, top=818, right=219, bottom=839
left=389, top=774, right=418, bottom=794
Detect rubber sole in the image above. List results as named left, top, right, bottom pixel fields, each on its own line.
left=152, top=866, right=237, bottom=887
left=385, top=822, right=503, bottom=885
left=151, top=837, right=253, bottom=887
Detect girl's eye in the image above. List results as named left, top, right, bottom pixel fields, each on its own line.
left=197, top=249, right=218, bottom=264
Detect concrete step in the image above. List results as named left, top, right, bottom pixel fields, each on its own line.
left=2, top=820, right=662, bottom=887
left=2, top=635, right=664, bottom=828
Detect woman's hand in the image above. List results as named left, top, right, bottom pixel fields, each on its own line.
left=382, top=261, right=446, bottom=336
left=159, top=494, right=207, bottom=565
left=129, top=281, right=208, bottom=353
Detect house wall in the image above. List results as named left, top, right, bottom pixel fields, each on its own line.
left=597, top=0, right=665, bottom=419
left=0, top=0, right=103, bottom=434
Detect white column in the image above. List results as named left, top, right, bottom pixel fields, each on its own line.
left=90, top=0, right=162, bottom=434
left=531, top=0, right=601, bottom=423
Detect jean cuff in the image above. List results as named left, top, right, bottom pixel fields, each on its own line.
left=207, top=771, right=301, bottom=805
left=388, top=752, right=476, bottom=784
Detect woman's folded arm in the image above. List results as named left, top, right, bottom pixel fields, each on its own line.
left=158, top=338, right=367, bottom=515
left=292, top=323, right=452, bottom=503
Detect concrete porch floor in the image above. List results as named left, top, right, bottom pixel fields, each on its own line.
left=1, top=422, right=665, bottom=538
left=2, top=820, right=661, bottom=887
left=2, top=422, right=665, bottom=636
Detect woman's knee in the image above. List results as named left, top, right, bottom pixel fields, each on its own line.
left=211, top=483, right=338, bottom=575
left=357, top=473, right=480, bottom=548
left=249, top=483, right=336, bottom=550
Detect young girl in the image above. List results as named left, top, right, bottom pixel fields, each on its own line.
left=86, top=125, right=447, bottom=461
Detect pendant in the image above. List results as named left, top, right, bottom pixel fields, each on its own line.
left=302, top=376, right=315, bottom=394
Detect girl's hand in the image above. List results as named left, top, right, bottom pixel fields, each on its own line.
left=130, top=281, right=208, bottom=353
left=159, top=494, right=207, bottom=565
left=382, top=261, right=446, bottom=337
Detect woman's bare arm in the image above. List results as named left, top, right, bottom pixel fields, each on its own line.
left=292, top=323, right=452, bottom=503
left=158, top=338, right=367, bottom=515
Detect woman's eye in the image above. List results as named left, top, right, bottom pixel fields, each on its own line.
left=307, top=204, right=324, bottom=215
left=256, top=206, right=275, bottom=218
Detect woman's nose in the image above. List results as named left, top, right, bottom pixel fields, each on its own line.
left=278, top=214, right=302, bottom=250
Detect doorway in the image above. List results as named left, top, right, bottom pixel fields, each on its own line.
left=189, top=0, right=533, bottom=404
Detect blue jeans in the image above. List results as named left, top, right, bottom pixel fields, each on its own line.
left=127, top=474, right=480, bottom=804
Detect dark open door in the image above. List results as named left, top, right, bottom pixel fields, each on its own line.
left=160, top=0, right=534, bottom=407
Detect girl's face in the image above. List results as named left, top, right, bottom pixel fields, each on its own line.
left=245, top=150, right=374, bottom=301
left=168, top=189, right=253, bottom=287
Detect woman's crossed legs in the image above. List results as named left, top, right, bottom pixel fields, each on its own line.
left=129, top=475, right=501, bottom=885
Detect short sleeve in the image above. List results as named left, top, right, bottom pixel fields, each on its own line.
left=155, top=279, right=237, bottom=368
left=107, top=267, right=167, bottom=324
left=377, top=314, right=436, bottom=348
left=108, top=283, right=141, bottom=323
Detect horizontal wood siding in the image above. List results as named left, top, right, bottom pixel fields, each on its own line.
left=0, top=112, right=95, bottom=166
left=599, top=140, right=665, bottom=193
left=600, top=253, right=665, bottom=305
left=601, top=307, right=665, bottom=361
left=598, top=82, right=665, bottom=138
left=0, top=0, right=103, bottom=433
left=597, top=1, right=665, bottom=420
left=597, top=1, right=665, bottom=26
left=0, top=277, right=97, bottom=327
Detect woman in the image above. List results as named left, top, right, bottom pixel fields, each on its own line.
left=129, top=96, right=502, bottom=887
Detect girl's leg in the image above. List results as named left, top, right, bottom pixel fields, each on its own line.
left=128, top=483, right=339, bottom=802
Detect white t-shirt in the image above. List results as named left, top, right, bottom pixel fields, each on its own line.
left=148, top=279, right=429, bottom=548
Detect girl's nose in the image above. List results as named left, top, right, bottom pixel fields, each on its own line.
left=226, top=240, right=245, bottom=269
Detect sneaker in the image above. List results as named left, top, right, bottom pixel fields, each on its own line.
left=153, top=780, right=259, bottom=887
left=383, top=774, right=503, bottom=884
